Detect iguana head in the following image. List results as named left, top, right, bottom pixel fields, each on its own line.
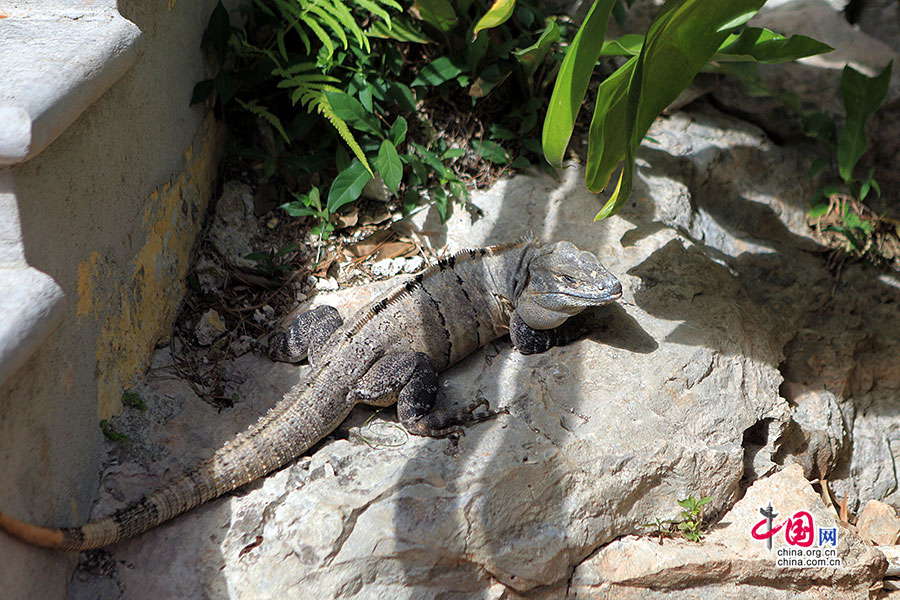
left=516, top=241, right=622, bottom=329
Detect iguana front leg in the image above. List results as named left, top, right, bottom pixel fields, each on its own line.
left=268, top=305, right=343, bottom=365
left=509, top=311, right=589, bottom=355
left=348, top=352, right=501, bottom=437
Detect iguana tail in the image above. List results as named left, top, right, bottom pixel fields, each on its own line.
left=0, top=387, right=346, bottom=551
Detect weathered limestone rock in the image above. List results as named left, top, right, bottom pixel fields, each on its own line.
left=69, top=89, right=900, bottom=600
left=209, top=181, right=261, bottom=270
left=569, top=464, right=886, bottom=599
left=857, top=500, right=900, bottom=546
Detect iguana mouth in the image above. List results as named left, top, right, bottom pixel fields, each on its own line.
left=553, top=284, right=622, bottom=304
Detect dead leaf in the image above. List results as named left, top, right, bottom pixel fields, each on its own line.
left=336, top=208, right=359, bottom=229
left=374, top=241, right=417, bottom=261
left=312, top=254, right=337, bottom=277
left=343, top=230, right=394, bottom=259
left=359, top=207, right=392, bottom=226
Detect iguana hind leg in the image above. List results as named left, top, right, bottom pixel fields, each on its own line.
left=268, top=305, right=343, bottom=365
left=349, top=352, right=503, bottom=437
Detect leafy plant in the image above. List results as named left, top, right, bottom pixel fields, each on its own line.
left=193, top=0, right=570, bottom=238
left=122, top=391, right=148, bottom=412
left=398, top=0, right=567, bottom=158
left=245, top=244, right=302, bottom=280
left=538, top=0, right=832, bottom=219
left=99, top=419, right=131, bottom=444
left=676, top=495, right=712, bottom=542
left=710, top=44, right=894, bottom=261
left=641, top=495, right=712, bottom=543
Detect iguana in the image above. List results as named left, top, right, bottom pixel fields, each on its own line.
left=0, top=236, right=621, bottom=550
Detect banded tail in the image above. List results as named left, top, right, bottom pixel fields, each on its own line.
left=0, top=388, right=340, bottom=551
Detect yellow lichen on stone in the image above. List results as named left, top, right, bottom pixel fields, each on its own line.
left=75, top=251, right=101, bottom=318
left=87, top=116, right=222, bottom=420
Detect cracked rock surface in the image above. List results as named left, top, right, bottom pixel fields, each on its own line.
left=67, top=14, right=900, bottom=596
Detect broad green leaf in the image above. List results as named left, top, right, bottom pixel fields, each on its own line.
left=807, top=203, right=829, bottom=219
left=808, top=156, right=829, bottom=179
left=584, top=57, right=636, bottom=199
left=281, top=202, right=318, bottom=217
left=512, top=18, right=561, bottom=80
left=377, top=140, right=403, bottom=194
left=213, top=72, right=235, bottom=104
left=599, top=34, right=644, bottom=57
left=414, top=0, right=458, bottom=32
left=595, top=0, right=768, bottom=219
left=358, top=85, right=374, bottom=112
left=470, top=63, right=512, bottom=98
left=542, top=0, right=618, bottom=167
left=473, top=0, right=516, bottom=39
left=489, top=123, right=516, bottom=140
left=465, top=30, right=489, bottom=72
left=717, top=12, right=758, bottom=31
left=870, top=175, right=882, bottom=198
left=324, top=91, right=383, bottom=136
left=411, top=142, right=447, bottom=175
left=202, top=1, right=233, bottom=62
left=472, top=140, right=510, bottom=163
left=411, top=56, right=463, bottom=86
left=837, top=61, right=892, bottom=184
left=434, top=187, right=449, bottom=221
left=860, top=177, right=871, bottom=201
left=327, top=159, right=373, bottom=213
left=511, top=155, right=531, bottom=168
left=714, top=28, right=832, bottom=63
left=390, top=116, right=408, bottom=145
left=191, top=79, right=215, bottom=105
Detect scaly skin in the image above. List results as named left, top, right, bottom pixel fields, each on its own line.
left=0, top=237, right=621, bottom=550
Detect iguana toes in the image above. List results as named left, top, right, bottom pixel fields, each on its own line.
left=0, top=237, right=621, bottom=550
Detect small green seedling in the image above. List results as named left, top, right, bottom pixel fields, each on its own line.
left=640, top=516, right=677, bottom=545
left=676, top=495, right=712, bottom=542
left=641, top=495, right=712, bottom=544
left=122, top=391, right=148, bottom=412
left=99, top=420, right=131, bottom=444
left=244, top=244, right=300, bottom=280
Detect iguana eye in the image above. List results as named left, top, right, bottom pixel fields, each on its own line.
left=561, top=274, right=576, bottom=284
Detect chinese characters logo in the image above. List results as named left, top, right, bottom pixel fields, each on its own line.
left=750, top=502, right=841, bottom=568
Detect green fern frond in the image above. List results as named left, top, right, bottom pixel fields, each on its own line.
left=315, top=0, right=369, bottom=51
left=235, top=98, right=291, bottom=144
left=306, top=4, right=350, bottom=50
left=352, top=0, right=391, bottom=26
left=300, top=13, right=336, bottom=58
left=311, top=91, right=373, bottom=176
left=372, top=0, right=402, bottom=10
left=277, top=74, right=341, bottom=89
left=292, top=81, right=339, bottom=108
left=272, top=61, right=319, bottom=77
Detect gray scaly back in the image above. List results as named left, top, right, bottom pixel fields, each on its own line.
left=0, top=237, right=621, bottom=550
